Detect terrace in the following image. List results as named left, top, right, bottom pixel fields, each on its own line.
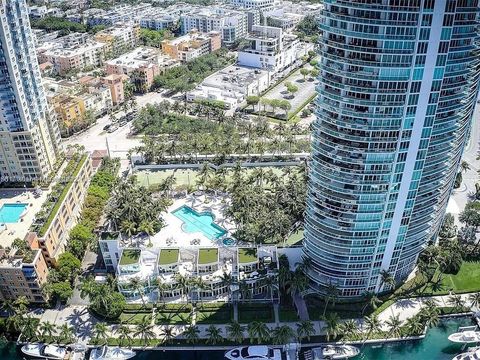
left=158, top=248, right=179, bottom=273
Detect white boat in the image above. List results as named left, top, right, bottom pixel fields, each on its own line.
left=306, top=345, right=360, bottom=359
left=448, top=331, right=480, bottom=343
left=225, top=345, right=282, bottom=360
left=453, top=347, right=480, bottom=360
left=89, top=345, right=136, bottom=360
left=21, top=343, right=67, bottom=359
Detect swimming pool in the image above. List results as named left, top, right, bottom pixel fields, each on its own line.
left=0, top=203, right=27, bottom=223
left=172, top=206, right=226, bottom=240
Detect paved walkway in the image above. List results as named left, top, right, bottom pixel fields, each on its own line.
left=28, top=291, right=479, bottom=345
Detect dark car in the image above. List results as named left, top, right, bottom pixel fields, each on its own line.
left=103, top=124, right=111, bottom=131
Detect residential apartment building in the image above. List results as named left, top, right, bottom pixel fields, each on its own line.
left=229, top=0, right=275, bottom=10
left=94, top=25, right=140, bottom=57
left=162, top=30, right=221, bottom=62
left=98, top=234, right=279, bottom=303
left=38, top=39, right=108, bottom=76
left=106, top=47, right=178, bottom=93
left=0, top=233, right=49, bottom=303
left=304, top=0, right=480, bottom=298
left=180, top=7, right=249, bottom=46
left=32, top=153, right=94, bottom=265
left=101, top=74, right=128, bottom=106
left=44, top=77, right=113, bottom=132
left=140, top=13, right=179, bottom=31
left=0, top=0, right=60, bottom=183
left=237, top=25, right=302, bottom=74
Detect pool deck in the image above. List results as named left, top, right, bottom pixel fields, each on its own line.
left=0, top=189, right=48, bottom=248
left=148, top=193, right=236, bottom=249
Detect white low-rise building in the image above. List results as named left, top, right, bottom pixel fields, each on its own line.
left=238, top=25, right=302, bottom=74
left=187, top=64, right=271, bottom=109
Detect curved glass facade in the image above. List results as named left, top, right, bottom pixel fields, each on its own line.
left=304, top=0, right=480, bottom=298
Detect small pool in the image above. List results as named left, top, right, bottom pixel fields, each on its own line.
left=0, top=203, right=27, bottom=223
left=223, top=237, right=236, bottom=246
left=172, top=206, right=226, bottom=240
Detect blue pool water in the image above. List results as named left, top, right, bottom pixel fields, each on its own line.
left=172, top=206, right=226, bottom=240
left=223, top=237, right=237, bottom=246
left=0, top=203, right=27, bottom=223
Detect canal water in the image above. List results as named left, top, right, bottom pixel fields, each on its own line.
left=3, top=317, right=474, bottom=359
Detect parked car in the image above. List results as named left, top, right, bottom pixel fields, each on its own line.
left=103, top=124, right=111, bottom=131
left=107, top=124, right=119, bottom=133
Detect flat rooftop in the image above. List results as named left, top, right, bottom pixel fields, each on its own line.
left=106, top=47, right=159, bottom=68
left=238, top=247, right=258, bottom=264
left=198, top=248, right=218, bottom=265
left=158, top=248, right=179, bottom=265
left=119, top=249, right=141, bottom=265
left=203, top=65, right=269, bottom=89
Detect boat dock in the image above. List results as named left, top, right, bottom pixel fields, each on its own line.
left=283, top=343, right=301, bottom=360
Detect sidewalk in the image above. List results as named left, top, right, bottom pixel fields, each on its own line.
left=30, top=292, right=477, bottom=345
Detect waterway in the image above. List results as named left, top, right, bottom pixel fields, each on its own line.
left=2, top=317, right=474, bottom=360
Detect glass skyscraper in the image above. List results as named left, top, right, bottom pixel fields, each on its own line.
left=0, top=0, right=59, bottom=183
left=304, top=0, right=480, bottom=297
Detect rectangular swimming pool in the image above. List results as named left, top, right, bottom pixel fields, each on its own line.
left=0, top=203, right=27, bottom=223
left=172, top=205, right=226, bottom=240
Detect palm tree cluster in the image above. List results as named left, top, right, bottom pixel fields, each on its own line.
left=458, top=201, right=480, bottom=259
left=106, top=177, right=167, bottom=238
left=226, top=165, right=307, bottom=244
left=79, top=276, right=126, bottom=319
left=132, top=103, right=309, bottom=164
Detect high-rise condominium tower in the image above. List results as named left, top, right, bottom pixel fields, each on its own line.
left=0, top=0, right=59, bottom=183
left=304, top=0, right=480, bottom=298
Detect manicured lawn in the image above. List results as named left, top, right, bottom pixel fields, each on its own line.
left=238, top=248, right=257, bottom=264
left=119, top=249, right=141, bottom=265
left=156, top=304, right=192, bottom=325
left=119, top=313, right=151, bottom=324
left=285, top=229, right=304, bottom=246
left=135, top=168, right=286, bottom=190
left=238, top=304, right=274, bottom=323
left=198, top=248, right=218, bottom=265
left=441, top=261, right=480, bottom=293
left=196, top=304, right=233, bottom=324
left=279, top=306, right=299, bottom=322
left=158, top=248, right=179, bottom=265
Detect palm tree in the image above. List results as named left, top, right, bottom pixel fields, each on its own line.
left=93, top=323, right=109, bottom=345
left=363, top=314, right=383, bottom=341
left=206, top=325, right=223, bottom=345
left=120, top=219, right=137, bottom=237
left=134, top=316, right=155, bottom=346
left=340, top=319, right=359, bottom=341
left=362, top=291, right=382, bottom=315
left=380, top=270, right=396, bottom=291
left=447, top=294, right=466, bottom=312
left=385, top=315, right=402, bottom=338
left=322, top=312, right=341, bottom=341
left=405, top=316, right=425, bottom=335
left=20, top=316, right=37, bottom=342
left=323, top=282, right=340, bottom=316
left=460, top=160, right=470, bottom=173
left=227, top=321, right=244, bottom=344
left=129, top=277, right=146, bottom=308
left=38, top=321, right=56, bottom=343
left=296, top=320, right=315, bottom=342
left=13, top=296, right=29, bottom=315
left=469, top=292, right=480, bottom=310
left=272, top=325, right=296, bottom=345
left=247, top=321, right=270, bottom=344
left=183, top=325, right=199, bottom=344
left=57, top=324, right=75, bottom=344
left=175, top=274, right=190, bottom=300
left=286, top=269, right=308, bottom=302
left=161, top=326, right=175, bottom=344
left=115, top=324, right=132, bottom=347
